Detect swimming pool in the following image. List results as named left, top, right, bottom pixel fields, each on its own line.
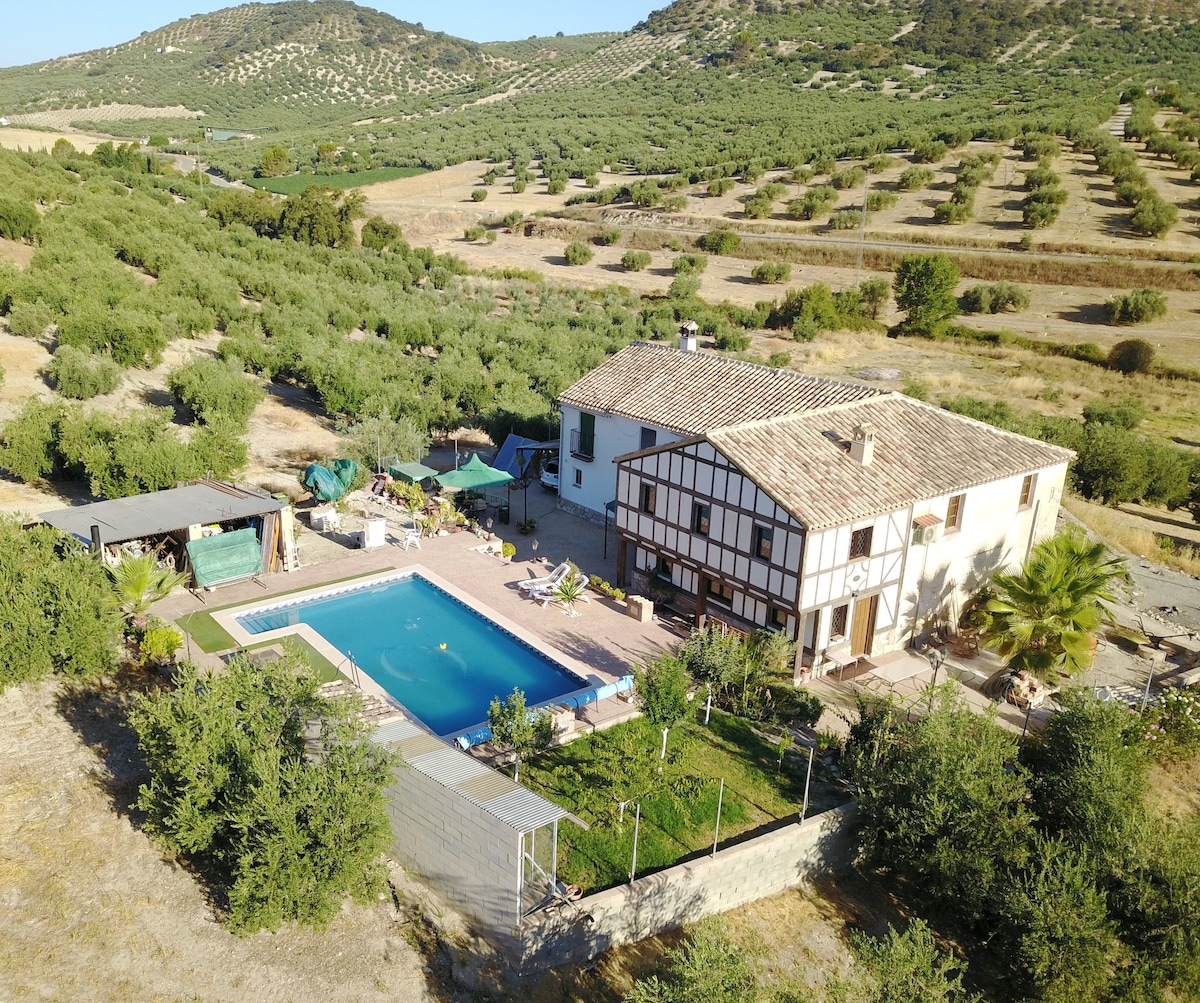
left=231, top=571, right=589, bottom=737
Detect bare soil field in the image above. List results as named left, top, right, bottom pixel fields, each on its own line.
left=0, top=676, right=440, bottom=1003
left=0, top=126, right=123, bottom=154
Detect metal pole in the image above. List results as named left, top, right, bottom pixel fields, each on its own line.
left=800, top=746, right=814, bottom=821
left=629, top=802, right=641, bottom=883
left=704, top=687, right=712, bottom=725
left=711, top=778, right=724, bottom=858
left=660, top=727, right=668, bottom=759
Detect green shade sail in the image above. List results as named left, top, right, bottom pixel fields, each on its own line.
left=433, top=453, right=514, bottom=491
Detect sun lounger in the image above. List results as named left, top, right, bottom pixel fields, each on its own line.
left=531, top=573, right=593, bottom=612
left=517, top=560, right=571, bottom=595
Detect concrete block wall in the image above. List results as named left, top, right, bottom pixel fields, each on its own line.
left=519, top=804, right=856, bottom=971
left=385, top=764, right=522, bottom=949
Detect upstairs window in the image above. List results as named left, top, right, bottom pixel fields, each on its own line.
left=692, top=503, right=711, bottom=537
left=754, top=525, right=774, bottom=561
left=849, top=526, right=873, bottom=560
left=640, top=426, right=657, bottom=450
left=946, top=494, right=965, bottom=531
left=1019, top=474, right=1035, bottom=509
left=640, top=483, right=657, bottom=514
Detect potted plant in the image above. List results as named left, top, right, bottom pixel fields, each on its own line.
left=518, top=518, right=537, bottom=534
left=501, top=542, right=517, bottom=561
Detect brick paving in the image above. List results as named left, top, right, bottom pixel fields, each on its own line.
left=155, top=496, right=678, bottom=699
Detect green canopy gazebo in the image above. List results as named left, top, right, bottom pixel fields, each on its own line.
left=434, top=454, right=514, bottom=491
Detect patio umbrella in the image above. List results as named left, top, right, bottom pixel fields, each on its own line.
left=433, top=453, right=514, bottom=491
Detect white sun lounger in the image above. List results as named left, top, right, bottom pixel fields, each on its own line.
left=517, top=560, right=571, bottom=595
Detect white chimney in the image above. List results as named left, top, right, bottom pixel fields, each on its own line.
left=679, top=320, right=699, bottom=353
left=849, top=422, right=875, bottom=466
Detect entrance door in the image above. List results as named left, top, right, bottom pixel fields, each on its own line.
left=850, top=595, right=878, bottom=656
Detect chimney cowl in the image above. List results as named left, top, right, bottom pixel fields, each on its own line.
left=849, top=422, right=876, bottom=465
left=679, top=320, right=699, bottom=352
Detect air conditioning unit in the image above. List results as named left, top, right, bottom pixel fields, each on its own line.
left=911, top=520, right=941, bottom=545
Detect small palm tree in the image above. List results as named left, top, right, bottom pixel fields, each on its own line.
left=985, top=527, right=1127, bottom=677
left=109, top=553, right=190, bottom=623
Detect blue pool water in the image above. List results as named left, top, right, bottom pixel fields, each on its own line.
left=235, top=575, right=585, bottom=736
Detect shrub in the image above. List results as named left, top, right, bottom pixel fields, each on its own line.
left=751, top=261, right=791, bottom=284
left=47, top=345, right=123, bottom=399
left=138, top=624, right=183, bottom=667
left=698, top=229, right=741, bottom=255
left=167, top=356, right=265, bottom=427
left=713, top=328, right=750, bottom=351
left=7, top=300, right=55, bottom=338
left=620, top=250, right=651, bottom=271
left=672, top=253, right=708, bottom=275
left=830, top=208, right=864, bottom=229
left=1106, top=288, right=1167, bottom=327
left=1106, top=337, right=1156, bottom=374
left=788, top=185, right=837, bottom=220
left=597, top=228, right=621, bottom=245
left=0, top=519, right=120, bottom=690
left=898, top=166, right=935, bottom=190
left=0, top=195, right=39, bottom=241
left=831, top=165, right=867, bottom=189
left=961, top=283, right=1030, bottom=314
left=463, top=224, right=485, bottom=241
left=470, top=187, right=488, bottom=202
left=129, top=651, right=396, bottom=933
left=563, top=241, right=594, bottom=266
left=707, top=177, right=735, bottom=197
left=866, top=190, right=898, bottom=211
left=502, top=209, right=524, bottom=229
left=743, top=195, right=774, bottom=218
left=511, top=177, right=526, bottom=194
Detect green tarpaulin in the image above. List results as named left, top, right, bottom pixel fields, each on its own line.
left=186, top=528, right=263, bottom=588
left=387, top=461, right=439, bottom=484
left=303, top=463, right=345, bottom=502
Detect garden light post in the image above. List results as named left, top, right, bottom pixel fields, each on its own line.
left=800, top=746, right=815, bottom=821
left=711, top=778, right=724, bottom=858
left=629, top=802, right=641, bottom=883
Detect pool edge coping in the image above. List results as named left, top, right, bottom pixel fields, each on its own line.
left=211, top=563, right=616, bottom=738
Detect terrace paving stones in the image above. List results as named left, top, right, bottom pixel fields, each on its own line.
left=156, top=499, right=676, bottom=722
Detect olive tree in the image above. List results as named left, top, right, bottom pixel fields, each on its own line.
left=130, top=650, right=396, bottom=933
left=893, top=253, right=960, bottom=336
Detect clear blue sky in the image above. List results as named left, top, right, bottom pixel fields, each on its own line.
left=0, top=0, right=661, bottom=68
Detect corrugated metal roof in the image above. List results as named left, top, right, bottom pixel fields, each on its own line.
left=41, top=482, right=283, bottom=544
left=375, top=716, right=571, bottom=834
left=705, top=395, right=1074, bottom=531
left=559, top=342, right=882, bottom=435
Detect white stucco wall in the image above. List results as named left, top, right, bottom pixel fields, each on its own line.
left=557, top=404, right=683, bottom=517
left=900, top=462, right=1069, bottom=640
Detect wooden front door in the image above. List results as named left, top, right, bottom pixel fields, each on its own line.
left=850, top=595, right=878, bottom=657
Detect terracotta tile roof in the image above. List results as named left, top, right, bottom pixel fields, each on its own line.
left=558, top=342, right=883, bottom=434
left=705, top=395, right=1075, bottom=531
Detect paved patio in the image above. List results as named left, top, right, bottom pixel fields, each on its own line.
left=154, top=492, right=675, bottom=732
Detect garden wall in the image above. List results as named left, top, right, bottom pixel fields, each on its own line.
left=384, top=763, right=523, bottom=953
left=518, top=803, right=857, bottom=971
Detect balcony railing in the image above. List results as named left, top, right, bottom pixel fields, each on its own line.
left=569, top=428, right=594, bottom=461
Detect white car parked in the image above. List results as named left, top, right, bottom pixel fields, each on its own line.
left=540, top=460, right=559, bottom=492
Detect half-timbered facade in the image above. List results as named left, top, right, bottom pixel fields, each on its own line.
left=614, top=393, right=1072, bottom=676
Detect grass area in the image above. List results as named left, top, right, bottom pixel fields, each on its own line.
left=244, top=166, right=426, bottom=194
left=176, top=611, right=235, bottom=653
left=520, top=712, right=847, bottom=892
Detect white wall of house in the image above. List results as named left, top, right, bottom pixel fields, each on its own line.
left=900, top=461, right=1070, bottom=642
left=800, top=509, right=909, bottom=655
left=557, top=403, right=683, bottom=518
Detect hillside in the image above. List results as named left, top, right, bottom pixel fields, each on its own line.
left=0, top=1, right=514, bottom=129
left=7, top=0, right=1191, bottom=138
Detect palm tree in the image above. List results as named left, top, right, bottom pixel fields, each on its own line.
left=984, top=527, right=1127, bottom=677
left=109, top=553, right=190, bottom=624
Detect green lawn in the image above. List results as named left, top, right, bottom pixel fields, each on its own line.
left=519, top=711, right=848, bottom=892
left=244, top=166, right=426, bottom=194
